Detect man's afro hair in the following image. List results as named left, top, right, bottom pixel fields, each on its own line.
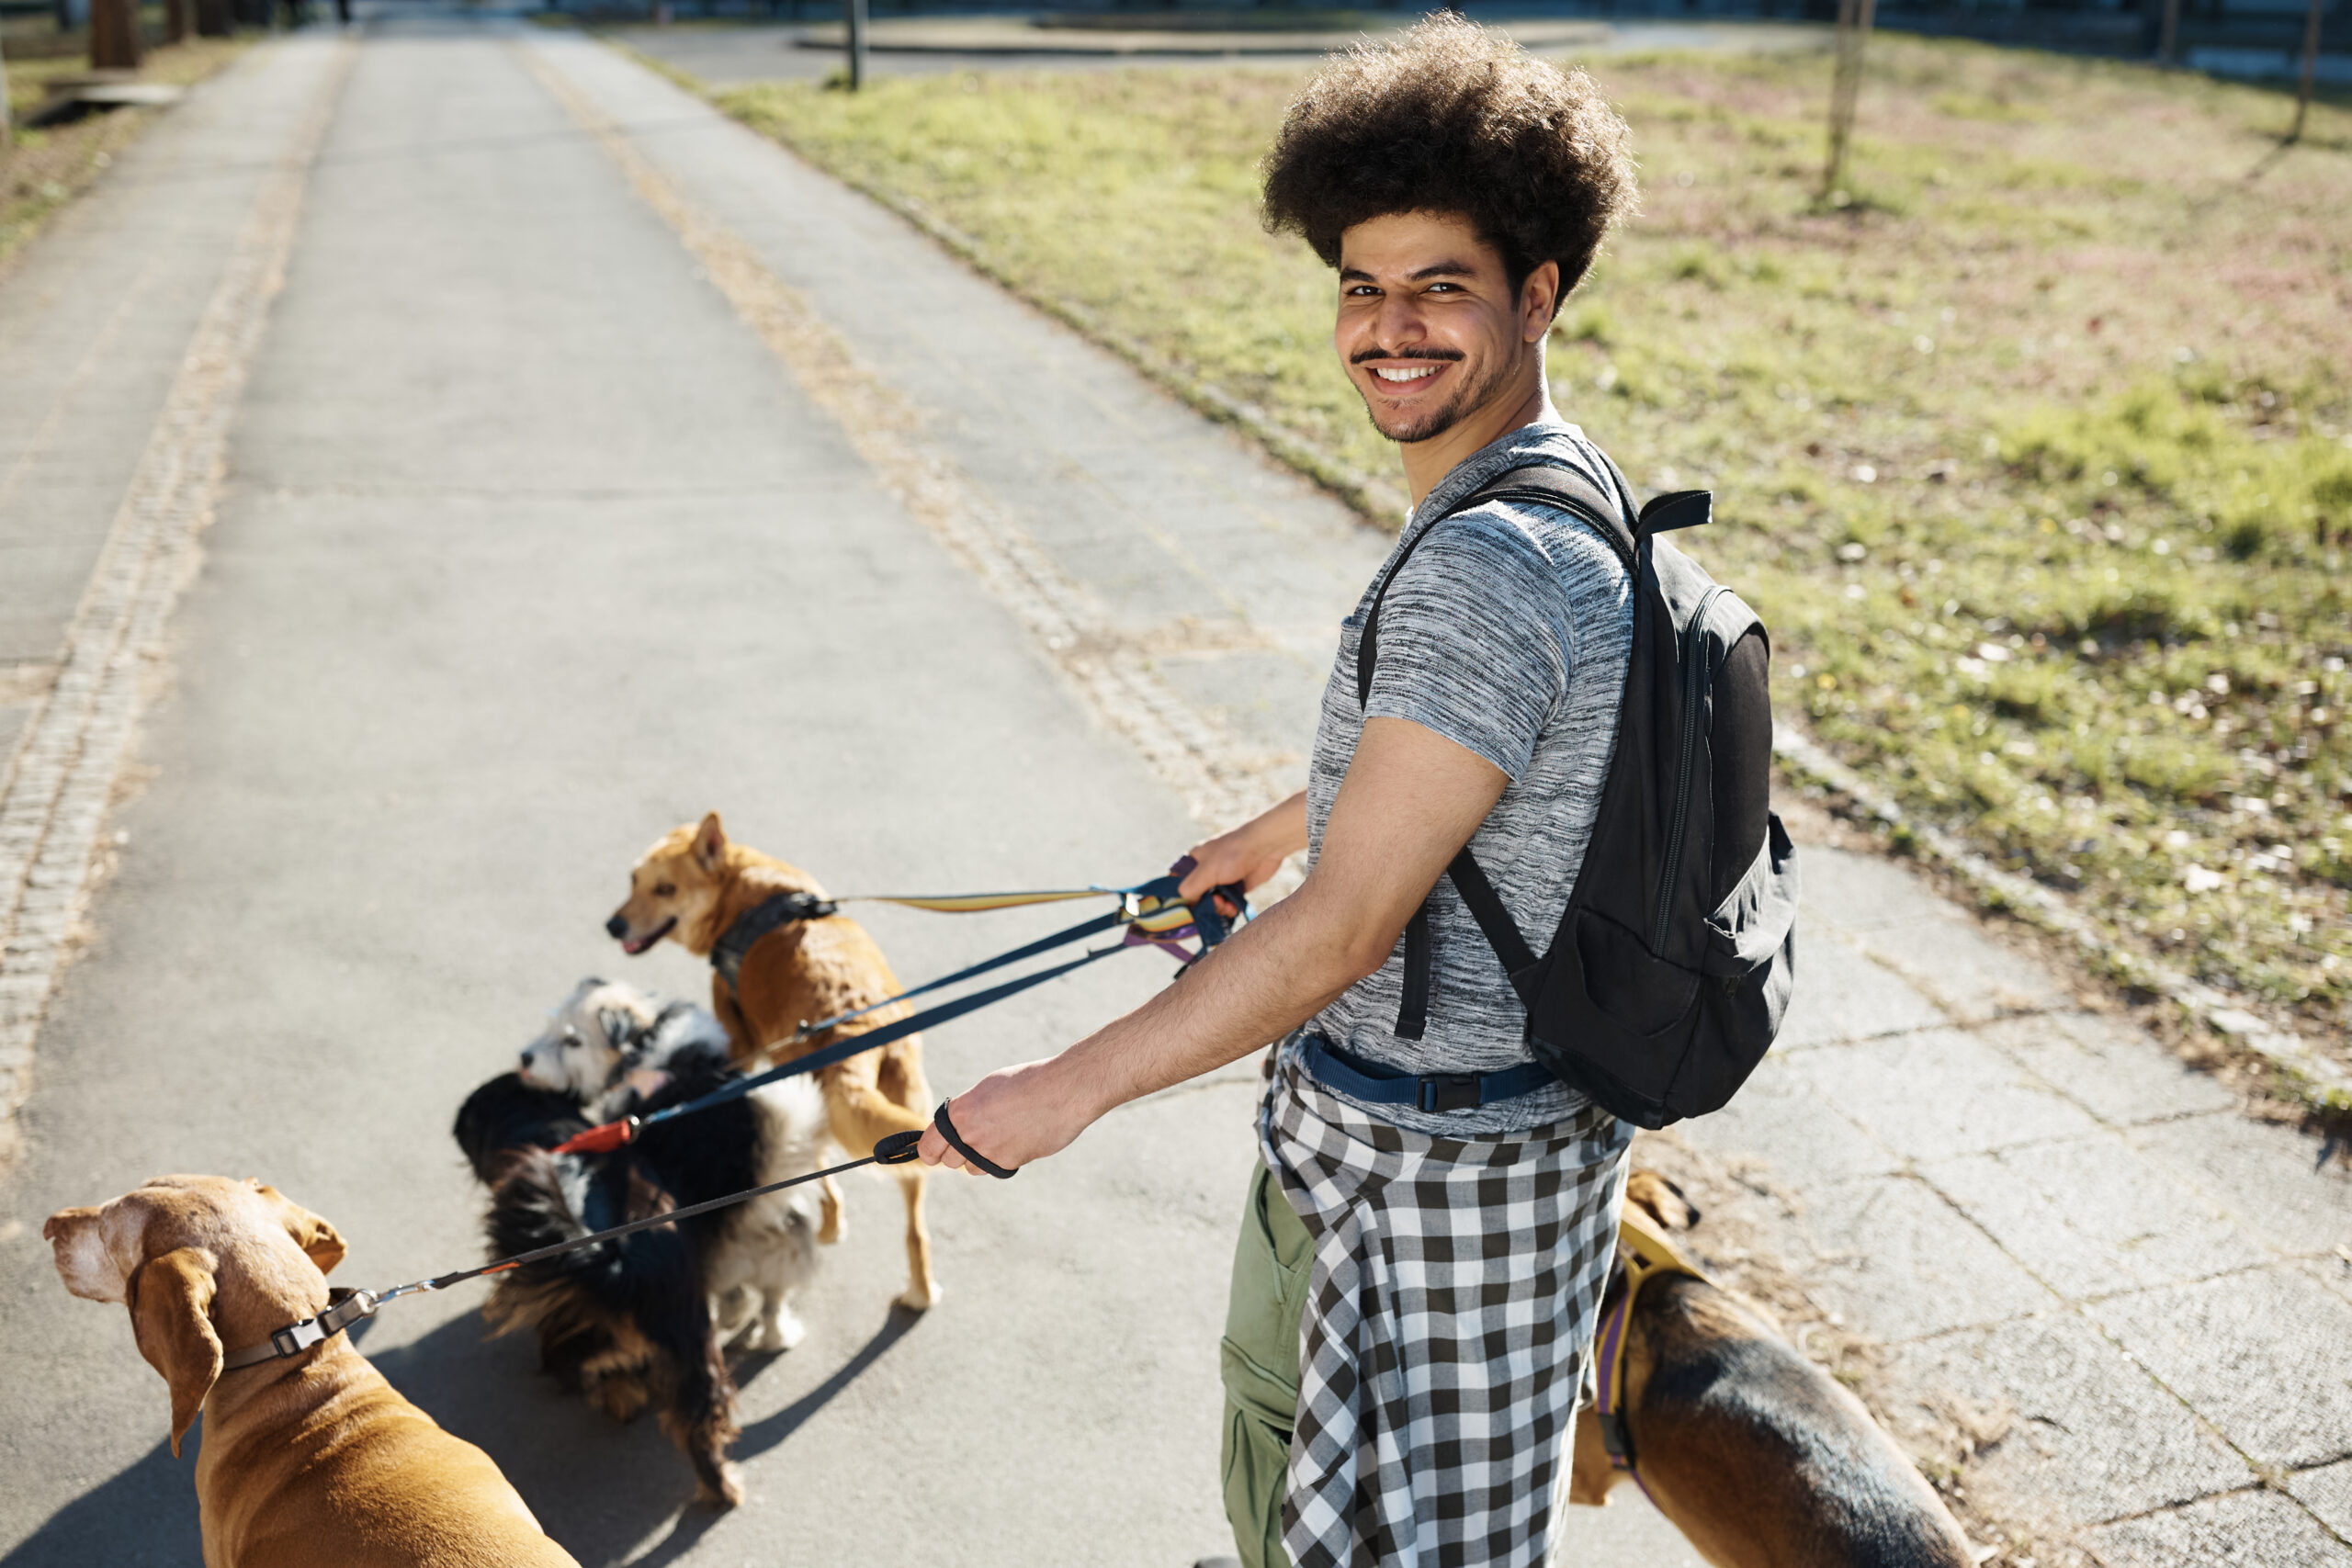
left=1261, top=15, right=1638, bottom=303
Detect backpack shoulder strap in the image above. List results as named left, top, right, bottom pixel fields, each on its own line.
left=1357, top=460, right=1640, bottom=709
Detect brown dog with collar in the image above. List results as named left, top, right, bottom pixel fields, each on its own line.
left=606, top=811, right=938, bottom=1311
left=1569, top=1170, right=1974, bottom=1568
left=44, top=1174, right=576, bottom=1568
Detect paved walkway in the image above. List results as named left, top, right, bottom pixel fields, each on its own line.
left=0, top=14, right=2344, bottom=1568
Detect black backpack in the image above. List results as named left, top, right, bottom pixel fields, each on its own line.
left=1359, top=457, right=1799, bottom=1130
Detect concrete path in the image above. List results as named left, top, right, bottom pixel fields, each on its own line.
left=0, top=14, right=2343, bottom=1568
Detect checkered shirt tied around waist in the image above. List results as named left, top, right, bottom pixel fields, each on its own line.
left=1260, top=1043, right=1633, bottom=1568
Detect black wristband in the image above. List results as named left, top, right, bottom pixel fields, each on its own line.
left=932, top=1101, right=1017, bottom=1179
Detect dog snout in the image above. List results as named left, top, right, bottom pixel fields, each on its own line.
left=605, top=913, right=629, bottom=940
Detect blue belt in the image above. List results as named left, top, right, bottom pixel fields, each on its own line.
left=1301, top=1035, right=1555, bottom=1115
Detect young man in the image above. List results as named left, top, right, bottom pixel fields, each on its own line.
left=916, top=17, right=1640, bottom=1566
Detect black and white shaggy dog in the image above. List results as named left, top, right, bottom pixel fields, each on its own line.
left=454, top=979, right=831, bottom=1506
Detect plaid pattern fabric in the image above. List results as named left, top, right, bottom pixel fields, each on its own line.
left=1259, top=1041, right=1633, bottom=1568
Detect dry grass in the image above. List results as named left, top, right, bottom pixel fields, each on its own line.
left=712, top=38, right=2352, bottom=1063
left=2, top=34, right=254, bottom=271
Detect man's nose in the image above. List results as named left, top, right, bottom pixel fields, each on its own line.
left=605, top=914, right=628, bottom=939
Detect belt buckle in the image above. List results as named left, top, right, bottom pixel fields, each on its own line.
left=1418, top=1073, right=1482, bottom=1114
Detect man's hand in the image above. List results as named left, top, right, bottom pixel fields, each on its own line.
left=914, top=1056, right=1096, bottom=1175
left=1178, top=792, right=1308, bottom=915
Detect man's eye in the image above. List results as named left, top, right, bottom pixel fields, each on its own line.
left=654, top=883, right=675, bottom=897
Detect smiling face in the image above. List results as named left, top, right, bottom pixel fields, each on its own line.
left=1334, top=209, right=1558, bottom=449
left=606, top=814, right=729, bottom=957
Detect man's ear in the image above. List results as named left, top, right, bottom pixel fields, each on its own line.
left=128, top=1247, right=223, bottom=1458
left=693, top=811, right=727, bottom=873
left=1522, top=259, right=1562, bottom=342
left=278, top=1201, right=346, bottom=1277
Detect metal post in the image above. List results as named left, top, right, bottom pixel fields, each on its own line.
left=846, top=0, right=866, bottom=89
left=2288, top=0, right=2324, bottom=142
left=2157, top=0, right=2182, bottom=64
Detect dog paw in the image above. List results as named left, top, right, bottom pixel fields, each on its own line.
left=696, top=1462, right=745, bottom=1510
left=756, top=1310, right=807, bottom=1353
left=896, top=1280, right=940, bottom=1313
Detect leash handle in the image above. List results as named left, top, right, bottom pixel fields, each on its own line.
left=931, top=1101, right=1017, bottom=1179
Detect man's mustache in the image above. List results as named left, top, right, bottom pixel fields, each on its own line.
left=1349, top=347, right=1465, bottom=366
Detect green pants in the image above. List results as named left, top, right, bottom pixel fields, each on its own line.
left=1219, top=1162, right=1314, bottom=1568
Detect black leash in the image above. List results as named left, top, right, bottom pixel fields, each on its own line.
left=222, top=1131, right=925, bottom=1372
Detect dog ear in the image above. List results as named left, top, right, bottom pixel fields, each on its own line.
left=693, top=812, right=727, bottom=873
left=279, top=1203, right=347, bottom=1277
left=43, top=1205, right=129, bottom=1302
left=596, top=1006, right=641, bottom=1058
left=128, top=1247, right=223, bottom=1458
left=1624, top=1170, right=1700, bottom=1233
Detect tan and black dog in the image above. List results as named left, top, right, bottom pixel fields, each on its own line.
left=607, top=811, right=938, bottom=1311
left=45, top=1175, right=577, bottom=1568
left=1569, top=1170, right=1974, bottom=1568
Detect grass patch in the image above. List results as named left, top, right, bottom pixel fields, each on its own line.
left=2, top=33, right=254, bottom=270
left=709, top=37, right=2352, bottom=1041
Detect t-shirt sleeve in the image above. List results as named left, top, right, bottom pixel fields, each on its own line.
left=1363, top=515, right=1569, bottom=781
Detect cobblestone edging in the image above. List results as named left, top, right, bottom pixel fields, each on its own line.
left=520, top=41, right=1299, bottom=842
left=0, top=37, right=358, bottom=1168
left=1773, top=730, right=2352, bottom=1112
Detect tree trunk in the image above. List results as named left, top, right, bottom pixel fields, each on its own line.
left=2288, top=0, right=2324, bottom=142
left=1820, top=0, right=1876, bottom=202
left=165, top=0, right=190, bottom=42
left=195, top=0, right=232, bottom=38
left=89, top=0, right=142, bottom=71
left=2157, top=0, right=2182, bottom=64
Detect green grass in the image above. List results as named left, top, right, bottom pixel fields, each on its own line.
left=712, top=39, right=2352, bottom=1043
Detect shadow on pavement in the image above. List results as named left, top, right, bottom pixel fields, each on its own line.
left=3, top=1302, right=918, bottom=1568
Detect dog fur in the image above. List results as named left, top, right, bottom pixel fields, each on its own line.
left=1568, top=1170, right=1975, bottom=1568
left=455, top=991, right=830, bottom=1506
left=605, top=812, right=937, bottom=1310
left=44, top=1175, right=577, bottom=1568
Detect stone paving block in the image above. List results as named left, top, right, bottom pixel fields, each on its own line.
left=1923, top=1134, right=2266, bottom=1299
left=1677, top=1049, right=1901, bottom=1189
left=1794, top=842, right=1952, bottom=934
left=2088, top=1487, right=2351, bottom=1567
left=2128, top=1115, right=2352, bottom=1259
left=2092, top=1268, right=2352, bottom=1470
left=1792, top=1027, right=2099, bottom=1163
left=1849, top=910, right=2076, bottom=1023
left=1976, top=1011, right=2236, bottom=1127
left=1782, top=1174, right=2056, bottom=1340
left=1885, top=1314, right=2249, bottom=1532
left=1774, top=923, right=1951, bottom=1050
left=2288, top=1459, right=2352, bottom=1541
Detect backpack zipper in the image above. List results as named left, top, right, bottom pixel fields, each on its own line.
left=1653, top=587, right=1730, bottom=953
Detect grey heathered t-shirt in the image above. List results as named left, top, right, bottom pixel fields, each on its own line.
left=1301, top=415, right=1634, bottom=1135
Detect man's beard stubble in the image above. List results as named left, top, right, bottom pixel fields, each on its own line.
left=1353, top=346, right=1521, bottom=446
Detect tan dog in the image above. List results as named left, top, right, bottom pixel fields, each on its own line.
left=44, top=1175, right=577, bottom=1568
left=1568, top=1170, right=1973, bottom=1568
left=607, top=811, right=937, bottom=1310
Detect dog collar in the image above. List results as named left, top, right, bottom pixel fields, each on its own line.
left=710, top=893, right=837, bottom=989
left=220, top=1287, right=380, bottom=1371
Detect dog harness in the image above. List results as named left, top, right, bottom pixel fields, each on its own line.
left=1590, top=1201, right=1709, bottom=1495
left=709, top=891, right=838, bottom=989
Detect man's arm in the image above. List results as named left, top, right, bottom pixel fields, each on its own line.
left=914, top=717, right=1509, bottom=1173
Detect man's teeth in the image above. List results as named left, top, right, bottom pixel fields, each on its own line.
left=1374, top=366, right=1440, bottom=383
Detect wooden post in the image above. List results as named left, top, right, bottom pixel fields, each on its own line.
left=2157, top=0, right=2182, bottom=64
left=1820, top=0, right=1876, bottom=203
left=165, top=0, right=190, bottom=42
left=89, top=0, right=142, bottom=71
left=846, top=0, right=866, bottom=89
left=194, top=0, right=232, bottom=37
left=0, top=28, right=12, bottom=152
left=2288, top=0, right=2324, bottom=142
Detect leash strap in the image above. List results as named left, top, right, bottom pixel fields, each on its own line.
left=931, top=1101, right=1015, bottom=1179
left=221, top=1133, right=926, bottom=1373
left=711, top=892, right=837, bottom=989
